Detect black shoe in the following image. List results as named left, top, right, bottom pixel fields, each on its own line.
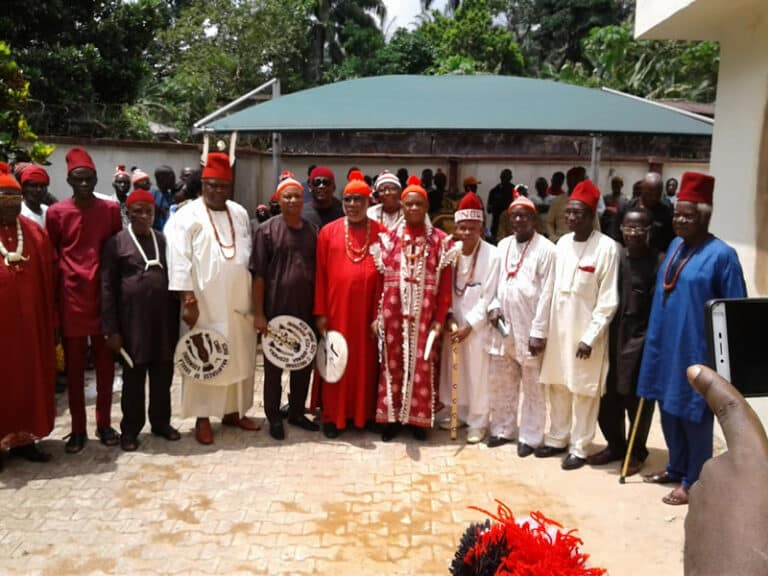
left=151, top=425, right=181, bottom=441
left=12, top=443, right=52, bottom=463
left=287, top=415, right=320, bottom=432
left=561, top=453, right=587, bottom=470
left=517, top=442, right=535, bottom=458
left=120, top=435, right=139, bottom=452
left=487, top=436, right=511, bottom=448
left=381, top=423, right=400, bottom=442
left=534, top=445, right=567, bottom=458
left=411, top=426, right=427, bottom=441
left=322, top=423, right=340, bottom=439
left=96, top=427, right=120, bottom=447
left=64, top=433, right=87, bottom=454
left=269, top=420, right=285, bottom=440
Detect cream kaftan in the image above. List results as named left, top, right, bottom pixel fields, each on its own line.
left=166, top=198, right=256, bottom=418
left=438, top=240, right=499, bottom=430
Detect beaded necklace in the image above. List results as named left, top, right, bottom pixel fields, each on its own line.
left=205, top=204, right=236, bottom=260
left=505, top=233, right=534, bottom=278
left=662, top=240, right=703, bottom=292
left=128, top=224, right=163, bottom=271
left=344, top=218, right=370, bottom=263
left=453, top=240, right=480, bottom=297
left=0, top=219, right=28, bottom=267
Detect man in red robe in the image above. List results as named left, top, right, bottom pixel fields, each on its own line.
left=372, top=176, right=459, bottom=441
left=313, top=171, right=384, bottom=438
left=0, top=163, right=56, bottom=469
left=46, top=147, right=122, bottom=453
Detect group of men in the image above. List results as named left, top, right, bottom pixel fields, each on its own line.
left=0, top=151, right=747, bottom=510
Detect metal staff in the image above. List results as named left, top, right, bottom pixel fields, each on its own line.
left=619, top=397, right=646, bottom=484
left=449, top=322, right=460, bottom=441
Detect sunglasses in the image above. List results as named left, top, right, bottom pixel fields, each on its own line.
left=312, top=178, right=332, bottom=187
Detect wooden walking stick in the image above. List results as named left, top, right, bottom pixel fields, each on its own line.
left=619, top=397, right=645, bottom=484
left=450, top=322, right=460, bottom=441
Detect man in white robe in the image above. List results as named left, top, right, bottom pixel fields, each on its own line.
left=538, top=180, right=619, bottom=470
left=167, top=152, right=258, bottom=445
left=438, top=192, right=499, bottom=444
left=487, top=196, right=555, bottom=456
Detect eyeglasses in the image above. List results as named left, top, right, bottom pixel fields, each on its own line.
left=619, top=226, right=650, bottom=236
left=673, top=213, right=698, bottom=224
left=312, top=178, right=332, bottom=187
left=343, top=195, right=366, bottom=204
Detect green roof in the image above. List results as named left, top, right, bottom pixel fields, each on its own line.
left=202, top=75, right=713, bottom=136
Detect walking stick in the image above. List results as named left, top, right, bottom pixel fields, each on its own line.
left=619, top=397, right=645, bottom=484
left=449, top=322, right=460, bottom=441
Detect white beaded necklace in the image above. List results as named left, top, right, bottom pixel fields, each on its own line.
left=128, top=224, right=163, bottom=270
left=0, top=218, right=29, bottom=267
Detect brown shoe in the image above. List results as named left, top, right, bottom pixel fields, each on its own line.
left=625, top=458, right=643, bottom=477
left=195, top=418, right=214, bottom=445
left=222, top=413, right=261, bottom=431
left=586, top=447, right=622, bottom=466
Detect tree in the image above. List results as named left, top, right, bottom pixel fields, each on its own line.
left=555, top=22, right=719, bottom=103
left=0, top=42, right=54, bottom=163
left=0, top=0, right=171, bottom=137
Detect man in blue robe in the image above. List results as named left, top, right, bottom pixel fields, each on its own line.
left=637, top=171, right=746, bottom=506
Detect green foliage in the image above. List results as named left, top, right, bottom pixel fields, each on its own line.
left=554, top=22, right=719, bottom=103
left=0, top=42, right=54, bottom=163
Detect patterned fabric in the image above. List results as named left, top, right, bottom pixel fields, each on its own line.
left=372, top=223, right=458, bottom=426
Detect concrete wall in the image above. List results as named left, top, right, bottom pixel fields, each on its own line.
left=42, top=140, right=707, bottom=217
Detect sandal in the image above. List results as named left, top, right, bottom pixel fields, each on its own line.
left=662, top=486, right=689, bottom=506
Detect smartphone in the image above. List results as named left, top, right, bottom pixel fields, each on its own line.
left=706, top=298, right=768, bottom=397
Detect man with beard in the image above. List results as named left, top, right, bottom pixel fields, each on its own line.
left=301, top=166, right=344, bottom=230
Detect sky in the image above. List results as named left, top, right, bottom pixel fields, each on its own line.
left=383, top=0, right=448, bottom=32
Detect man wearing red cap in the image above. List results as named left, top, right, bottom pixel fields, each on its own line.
left=372, top=176, right=459, bottom=442
left=167, top=152, right=258, bottom=445
left=302, top=166, right=344, bottom=230
left=538, top=179, right=619, bottom=470
left=20, top=165, right=50, bottom=228
left=46, top=147, right=123, bottom=453
left=638, top=172, right=746, bottom=505
left=312, top=171, right=385, bottom=438
left=101, top=190, right=180, bottom=451
left=436, top=192, right=499, bottom=444
left=486, top=196, right=556, bottom=455
left=0, top=163, right=57, bottom=468
left=251, top=174, right=318, bottom=440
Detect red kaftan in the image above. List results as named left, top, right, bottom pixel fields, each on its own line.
left=313, top=217, right=383, bottom=429
left=45, top=197, right=122, bottom=337
left=372, top=223, right=457, bottom=427
left=0, top=217, right=57, bottom=446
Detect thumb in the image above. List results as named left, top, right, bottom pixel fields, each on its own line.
left=687, top=365, right=768, bottom=457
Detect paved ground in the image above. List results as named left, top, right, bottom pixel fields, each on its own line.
left=0, top=359, right=695, bottom=575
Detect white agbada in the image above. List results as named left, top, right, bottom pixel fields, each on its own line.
left=539, top=230, right=619, bottom=396
left=439, top=240, right=499, bottom=430
left=487, top=232, right=555, bottom=444
left=166, top=197, right=256, bottom=418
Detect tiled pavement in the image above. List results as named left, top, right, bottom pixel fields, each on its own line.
left=1, top=360, right=690, bottom=575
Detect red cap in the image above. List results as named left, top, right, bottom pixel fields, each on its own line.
left=570, top=180, right=600, bottom=212
left=66, top=147, right=96, bottom=174
left=202, top=152, right=233, bottom=182
left=20, top=165, right=50, bottom=185
left=344, top=170, right=370, bottom=197
left=454, top=191, right=484, bottom=222
left=126, top=190, right=156, bottom=206
left=309, top=166, right=335, bottom=183
left=678, top=172, right=714, bottom=205
left=0, top=162, right=21, bottom=191
left=401, top=175, right=427, bottom=200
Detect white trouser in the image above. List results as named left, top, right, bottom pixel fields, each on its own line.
left=544, top=384, right=600, bottom=459
left=488, top=353, right=545, bottom=446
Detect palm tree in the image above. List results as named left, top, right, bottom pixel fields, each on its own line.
left=310, top=0, right=386, bottom=81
